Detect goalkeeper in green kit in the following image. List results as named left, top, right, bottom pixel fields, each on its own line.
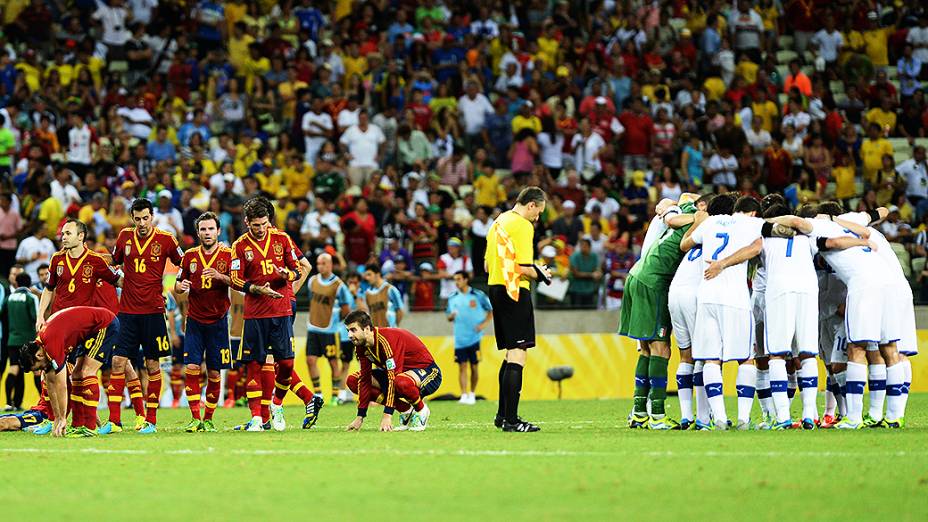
left=618, top=193, right=710, bottom=430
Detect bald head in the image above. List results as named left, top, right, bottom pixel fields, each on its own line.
left=316, top=253, right=333, bottom=277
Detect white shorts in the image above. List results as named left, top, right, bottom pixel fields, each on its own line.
left=819, top=314, right=843, bottom=365
left=668, top=287, right=697, bottom=350
left=692, top=303, right=754, bottom=362
left=845, top=285, right=895, bottom=345
left=764, top=292, right=819, bottom=357
left=831, top=323, right=849, bottom=364
left=889, top=284, right=918, bottom=355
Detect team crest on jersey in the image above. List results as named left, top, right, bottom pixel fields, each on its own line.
left=190, top=262, right=197, bottom=273
left=125, top=244, right=131, bottom=256
left=217, top=260, right=227, bottom=272
left=82, top=265, right=93, bottom=278
left=245, top=249, right=254, bottom=261
left=273, top=242, right=283, bottom=256
left=658, top=327, right=666, bottom=337
left=56, top=265, right=63, bottom=276
left=151, top=243, right=162, bottom=257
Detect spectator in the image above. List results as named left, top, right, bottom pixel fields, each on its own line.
left=15, top=222, right=55, bottom=282
left=0, top=193, right=21, bottom=276
left=340, top=111, right=386, bottom=186
left=551, top=200, right=584, bottom=246
left=568, top=238, right=601, bottom=307
left=437, top=237, right=473, bottom=301
left=618, top=97, right=654, bottom=171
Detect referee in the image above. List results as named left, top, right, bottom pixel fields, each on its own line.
left=485, top=187, right=551, bottom=432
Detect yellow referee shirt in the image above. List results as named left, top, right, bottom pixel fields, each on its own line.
left=486, top=210, right=535, bottom=290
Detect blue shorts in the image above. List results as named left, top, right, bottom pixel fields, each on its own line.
left=454, top=342, right=481, bottom=365
left=230, top=338, right=242, bottom=368
left=242, top=316, right=294, bottom=362
left=340, top=341, right=354, bottom=363
left=76, top=316, right=120, bottom=367
left=116, top=312, right=169, bottom=362
left=172, top=335, right=185, bottom=364
left=306, top=331, right=338, bottom=358
left=371, top=362, right=443, bottom=398
left=1, top=409, right=48, bottom=429
left=184, top=315, right=233, bottom=369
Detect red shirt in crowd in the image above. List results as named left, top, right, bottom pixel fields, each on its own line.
left=619, top=110, right=654, bottom=156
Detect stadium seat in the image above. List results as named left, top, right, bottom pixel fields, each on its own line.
left=890, top=138, right=911, bottom=154
left=912, top=257, right=926, bottom=283
left=775, top=65, right=789, bottom=79
left=829, top=81, right=845, bottom=94
left=778, top=35, right=795, bottom=50
left=776, top=50, right=798, bottom=64
left=669, top=18, right=687, bottom=31
left=892, top=242, right=912, bottom=280
left=833, top=92, right=849, bottom=105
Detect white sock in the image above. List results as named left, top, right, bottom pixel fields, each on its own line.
left=824, top=374, right=837, bottom=417
left=885, top=363, right=905, bottom=421
left=799, top=358, right=819, bottom=421
left=676, top=362, right=695, bottom=421
left=867, top=363, right=887, bottom=421
left=835, top=370, right=847, bottom=416
left=846, top=362, right=867, bottom=423
left=694, top=361, right=711, bottom=424
left=756, top=369, right=773, bottom=418
left=787, top=371, right=798, bottom=409
left=769, top=358, right=791, bottom=423
left=703, top=363, right=727, bottom=425
left=736, top=364, right=757, bottom=423
left=900, top=358, right=912, bottom=418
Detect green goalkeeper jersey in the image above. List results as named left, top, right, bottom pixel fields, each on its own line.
left=628, top=202, right=696, bottom=290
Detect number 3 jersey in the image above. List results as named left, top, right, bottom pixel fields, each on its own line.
left=47, top=249, right=121, bottom=313
left=689, top=213, right=765, bottom=310
left=176, top=245, right=233, bottom=324
left=112, top=228, right=183, bottom=314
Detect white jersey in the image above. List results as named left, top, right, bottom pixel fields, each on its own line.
left=669, top=243, right=704, bottom=293
left=762, top=235, right=818, bottom=299
left=807, top=218, right=889, bottom=290
left=690, top=213, right=765, bottom=310
left=641, top=206, right=679, bottom=256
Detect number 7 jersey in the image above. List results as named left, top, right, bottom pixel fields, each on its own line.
left=690, top=213, right=765, bottom=310
left=177, top=246, right=232, bottom=324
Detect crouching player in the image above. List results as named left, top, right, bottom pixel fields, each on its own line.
left=20, top=306, right=120, bottom=437
left=344, top=311, right=442, bottom=432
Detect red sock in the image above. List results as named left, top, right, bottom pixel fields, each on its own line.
left=346, top=372, right=360, bottom=394
left=203, top=374, right=222, bottom=420
left=70, top=379, right=84, bottom=429
left=394, top=375, right=425, bottom=412
left=83, top=376, right=101, bottom=429
left=245, top=361, right=263, bottom=418
left=127, top=378, right=145, bottom=416
left=170, top=367, right=183, bottom=401
left=185, top=367, right=202, bottom=420
left=106, top=372, right=125, bottom=424
left=224, top=369, right=238, bottom=400
left=260, top=364, right=275, bottom=422
left=273, top=360, right=294, bottom=405
left=288, top=371, right=314, bottom=404
left=145, top=370, right=163, bottom=424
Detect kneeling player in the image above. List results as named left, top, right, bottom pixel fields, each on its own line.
left=20, top=306, right=120, bottom=437
left=344, top=311, right=442, bottom=432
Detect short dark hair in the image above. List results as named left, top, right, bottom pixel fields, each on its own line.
left=64, top=218, right=88, bottom=240
left=734, top=196, right=761, bottom=214
left=19, top=341, right=41, bottom=371
left=15, top=272, right=31, bottom=288
left=243, top=196, right=272, bottom=222
left=344, top=310, right=373, bottom=330
left=796, top=204, right=819, bottom=218
left=195, top=211, right=221, bottom=230
left=516, top=186, right=547, bottom=206
left=762, top=204, right=791, bottom=218
left=707, top=194, right=735, bottom=216
left=696, top=193, right=715, bottom=208
left=761, top=193, right=786, bottom=213
left=130, top=198, right=153, bottom=215
left=365, top=262, right=382, bottom=275
left=37, top=263, right=49, bottom=272
left=453, top=270, right=470, bottom=281
left=817, top=201, right=844, bottom=216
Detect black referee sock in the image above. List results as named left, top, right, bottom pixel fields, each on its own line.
left=496, top=361, right=509, bottom=419
left=503, top=363, right=524, bottom=424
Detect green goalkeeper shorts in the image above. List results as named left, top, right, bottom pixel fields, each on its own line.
left=618, top=275, right=672, bottom=342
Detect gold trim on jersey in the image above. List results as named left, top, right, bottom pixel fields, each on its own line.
left=243, top=232, right=272, bottom=259
left=196, top=245, right=223, bottom=270
left=131, top=228, right=159, bottom=257
left=64, top=248, right=91, bottom=279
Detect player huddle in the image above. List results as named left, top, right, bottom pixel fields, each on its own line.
left=621, top=192, right=916, bottom=430
left=3, top=195, right=442, bottom=437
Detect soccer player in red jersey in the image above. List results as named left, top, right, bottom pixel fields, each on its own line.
left=20, top=306, right=120, bottom=437
left=228, top=197, right=304, bottom=431
left=107, top=199, right=183, bottom=434
left=344, top=311, right=443, bottom=432
left=0, top=381, right=53, bottom=432
left=173, top=212, right=234, bottom=432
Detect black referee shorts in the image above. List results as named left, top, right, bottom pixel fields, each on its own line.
left=488, top=285, right=536, bottom=350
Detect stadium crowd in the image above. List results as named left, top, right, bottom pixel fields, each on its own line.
left=1, top=0, right=928, bottom=317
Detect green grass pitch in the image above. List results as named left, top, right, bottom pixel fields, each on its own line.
left=2, top=396, right=926, bottom=521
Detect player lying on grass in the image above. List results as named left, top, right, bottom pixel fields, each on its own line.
left=20, top=306, right=120, bottom=437
left=0, top=381, right=52, bottom=433
left=344, top=311, right=442, bottom=432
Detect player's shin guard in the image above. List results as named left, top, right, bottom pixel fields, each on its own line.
left=735, top=364, right=757, bottom=424
left=501, top=362, right=524, bottom=423
left=395, top=374, right=424, bottom=411
left=845, top=362, right=867, bottom=423
left=633, top=355, right=650, bottom=415
left=245, top=362, right=263, bottom=418
left=647, top=356, right=669, bottom=417
left=145, top=370, right=163, bottom=424
left=702, top=362, right=727, bottom=424
left=185, top=367, right=202, bottom=420
left=676, top=362, right=694, bottom=421
left=756, top=368, right=773, bottom=418
left=260, top=364, right=275, bottom=422
left=274, top=359, right=295, bottom=404
left=835, top=370, right=848, bottom=416
left=127, top=377, right=145, bottom=416
left=170, top=366, right=183, bottom=403
left=82, top=376, right=100, bottom=429
left=288, top=371, right=315, bottom=404
left=769, top=358, right=790, bottom=423
left=203, top=374, right=221, bottom=420
left=70, top=379, right=85, bottom=428
left=885, top=363, right=905, bottom=421
left=824, top=374, right=838, bottom=417
left=867, top=363, right=887, bottom=421
left=107, top=372, right=126, bottom=424
left=798, top=358, right=818, bottom=421
left=693, top=361, right=710, bottom=424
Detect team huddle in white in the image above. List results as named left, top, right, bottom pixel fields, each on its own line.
left=653, top=193, right=915, bottom=430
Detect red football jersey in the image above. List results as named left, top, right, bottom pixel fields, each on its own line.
left=177, top=245, right=232, bottom=324
left=38, top=306, right=117, bottom=373
left=93, top=280, right=120, bottom=315
left=230, top=229, right=302, bottom=319
left=111, top=228, right=182, bottom=314
left=280, top=233, right=304, bottom=304
left=356, top=327, right=435, bottom=411
left=47, top=249, right=120, bottom=313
